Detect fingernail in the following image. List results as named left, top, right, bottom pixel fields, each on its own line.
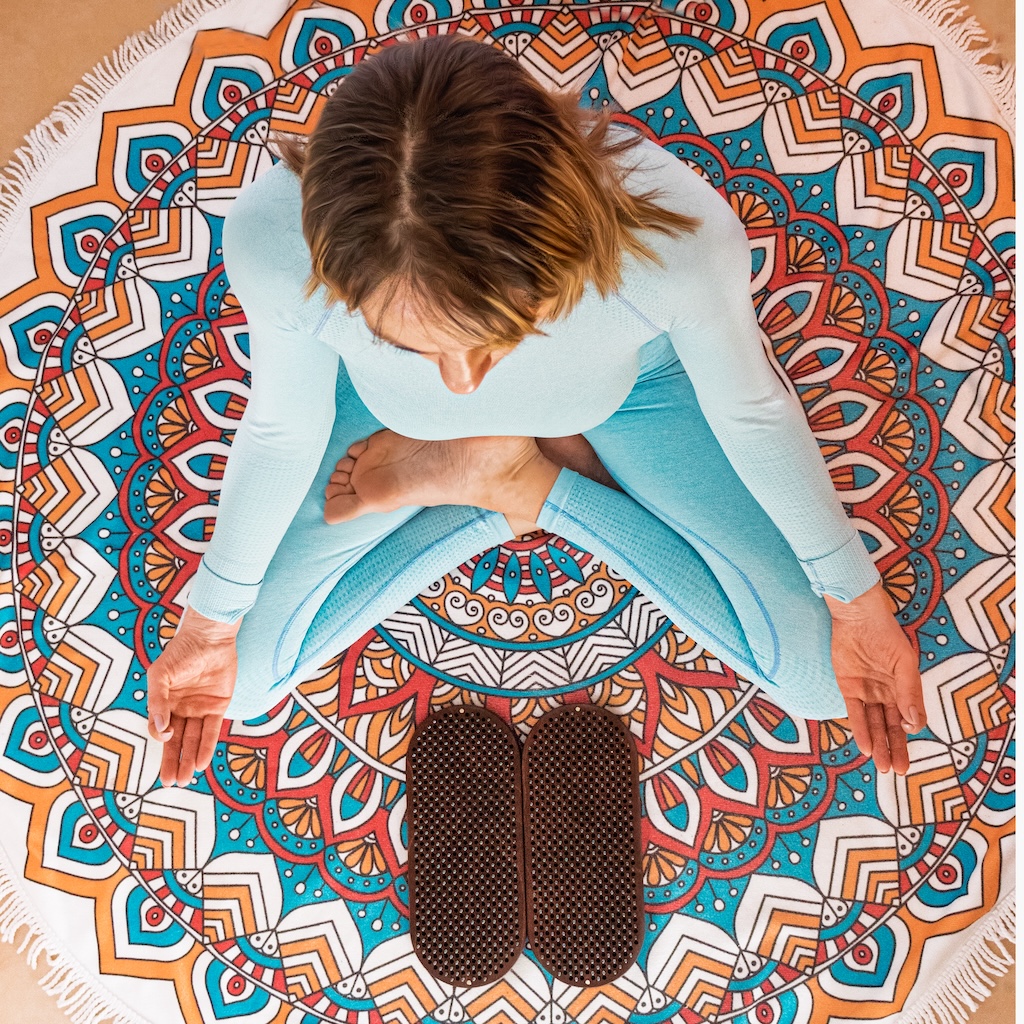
left=909, top=706, right=922, bottom=728
left=154, top=712, right=168, bottom=732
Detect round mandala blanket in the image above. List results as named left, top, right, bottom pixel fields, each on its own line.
left=0, top=1, right=1014, bottom=1023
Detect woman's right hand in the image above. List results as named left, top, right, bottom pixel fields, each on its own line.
left=146, top=607, right=241, bottom=788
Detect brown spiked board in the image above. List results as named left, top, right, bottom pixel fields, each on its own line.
left=405, top=705, right=527, bottom=987
left=522, top=703, right=645, bottom=987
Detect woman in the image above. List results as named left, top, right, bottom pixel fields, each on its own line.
left=146, top=33, right=926, bottom=790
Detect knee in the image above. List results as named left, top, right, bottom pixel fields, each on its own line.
left=743, top=590, right=849, bottom=721
left=752, top=669, right=847, bottom=722
left=225, top=631, right=298, bottom=723
left=224, top=675, right=289, bottom=722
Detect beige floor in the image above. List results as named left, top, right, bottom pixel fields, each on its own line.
left=0, top=1, right=1015, bottom=1022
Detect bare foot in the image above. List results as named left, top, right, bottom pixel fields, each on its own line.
left=324, top=430, right=560, bottom=525
left=503, top=436, right=620, bottom=536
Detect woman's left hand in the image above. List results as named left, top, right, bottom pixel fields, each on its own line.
left=824, top=581, right=927, bottom=776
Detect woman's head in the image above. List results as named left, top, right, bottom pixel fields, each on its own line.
left=273, top=33, right=700, bottom=391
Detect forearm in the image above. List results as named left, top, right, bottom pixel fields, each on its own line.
left=186, top=414, right=334, bottom=623
left=692, top=385, right=881, bottom=603
left=665, top=187, right=879, bottom=604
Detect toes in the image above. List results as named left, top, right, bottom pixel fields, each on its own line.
left=325, top=493, right=365, bottom=524
left=336, top=456, right=355, bottom=473
left=346, top=438, right=370, bottom=459
left=329, top=469, right=351, bottom=484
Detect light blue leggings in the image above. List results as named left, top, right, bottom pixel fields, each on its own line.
left=224, top=333, right=846, bottom=723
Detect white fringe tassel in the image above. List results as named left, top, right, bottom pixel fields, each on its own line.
left=897, top=889, right=1016, bottom=1024
left=884, top=0, right=1015, bottom=126
left=0, top=0, right=1016, bottom=1017
left=0, top=0, right=235, bottom=241
left=0, top=863, right=139, bottom=1024
left=0, top=0, right=1016, bottom=242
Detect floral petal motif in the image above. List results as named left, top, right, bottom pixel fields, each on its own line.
left=826, top=282, right=867, bottom=333
left=703, top=811, right=755, bottom=854
left=856, top=347, right=899, bottom=395
left=767, top=765, right=812, bottom=808
left=642, top=841, right=690, bottom=887
left=872, top=407, right=914, bottom=464
left=183, top=329, right=222, bottom=379
left=335, top=832, right=386, bottom=876
left=227, top=744, right=266, bottom=790
left=143, top=537, right=184, bottom=595
left=880, top=482, right=923, bottom=540
left=881, top=557, right=917, bottom=611
left=819, top=719, right=854, bottom=753
left=277, top=797, right=322, bottom=840
left=731, top=189, right=776, bottom=227
left=145, top=464, right=186, bottom=521
left=787, top=233, right=827, bottom=273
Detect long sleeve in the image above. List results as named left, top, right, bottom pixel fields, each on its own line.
left=184, top=165, right=339, bottom=624
left=662, top=173, right=880, bottom=603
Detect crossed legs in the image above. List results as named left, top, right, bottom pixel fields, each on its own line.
left=230, top=344, right=845, bottom=722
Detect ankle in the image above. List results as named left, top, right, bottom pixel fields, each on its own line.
left=486, top=448, right=560, bottom=524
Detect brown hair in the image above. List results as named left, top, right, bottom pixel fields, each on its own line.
left=272, top=32, right=701, bottom=349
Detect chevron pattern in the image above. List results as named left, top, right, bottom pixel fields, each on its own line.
left=835, top=145, right=912, bottom=227
left=680, top=42, right=767, bottom=135
left=762, top=86, right=844, bottom=173
left=604, top=12, right=680, bottom=111
left=885, top=219, right=975, bottom=301
left=519, top=9, right=601, bottom=92
left=131, top=789, right=216, bottom=870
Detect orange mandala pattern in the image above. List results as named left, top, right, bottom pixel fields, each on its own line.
left=0, top=1, right=1013, bottom=1023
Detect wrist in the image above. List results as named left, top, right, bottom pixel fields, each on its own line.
left=179, top=603, right=243, bottom=638
left=823, top=580, right=890, bottom=619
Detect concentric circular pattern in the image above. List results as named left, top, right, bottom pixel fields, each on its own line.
left=405, top=706, right=525, bottom=987
left=0, top=2, right=1014, bottom=1020
left=523, top=705, right=644, bottom=987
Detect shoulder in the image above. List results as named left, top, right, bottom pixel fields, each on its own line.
left=629, top=138, right=742, bottom=240
left=613, top=136, right=748, bottom=285
left=221, top=161, right=327, bottom=322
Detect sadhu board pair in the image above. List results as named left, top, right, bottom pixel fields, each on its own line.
left=405, top=703, right=644, bottom=988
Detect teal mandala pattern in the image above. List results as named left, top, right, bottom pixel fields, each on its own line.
left=0, top=1, right=1013, bottom=1022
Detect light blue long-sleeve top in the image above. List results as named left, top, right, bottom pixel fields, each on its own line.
left=187, top=126, right=880, bottom=625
